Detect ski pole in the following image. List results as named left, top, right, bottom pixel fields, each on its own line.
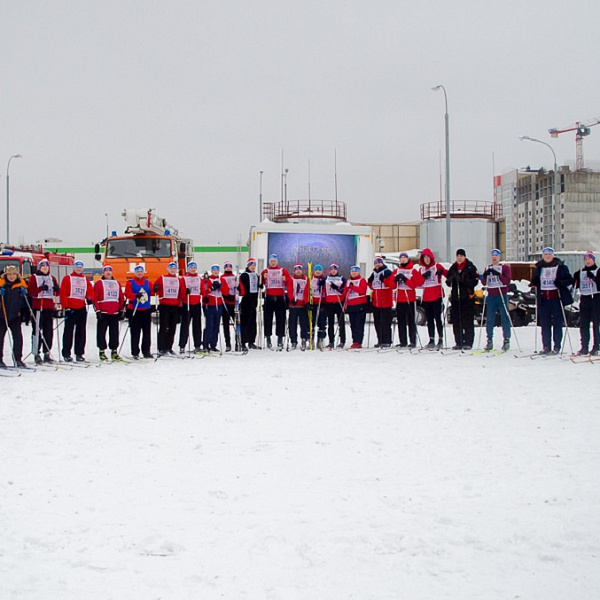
left=532, top=285, right=538, bottom=354
left=558, top=297, right=575, bottom=356
left=1, top=296, right=17, bottom=366
left=498, top=289, right=521, bottom=352
left=476, top=287, right=488, bottom=351
left=118, top=299, right=139, bottom=355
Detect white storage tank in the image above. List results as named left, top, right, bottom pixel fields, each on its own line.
left=419, top=201, right=499, bottom=270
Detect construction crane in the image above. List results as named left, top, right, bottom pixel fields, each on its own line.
left=549, top=117, right=600, bottom=171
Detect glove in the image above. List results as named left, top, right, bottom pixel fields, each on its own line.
left=331, top=283, right=340, bottom=291
left=65, top=308, right=74, bottom=317
left=422, top=270, right=431, bottom=280
left=186, top=288, right=191, bottom=295
left=318, top=278, right=325, bottom=289
left=482, top=269, right=492, bottom=278
left=136, top=291, right=144, bottom=299
left=119, top=311, right=126, bottom=321
left=436, top=267, right=444, bottom=276
left=40, top=283, right=49, bottom=291
left=153, top=283, right=160, bottom=293
left=587, top=271, right=597, bottom=282
left=86, top=298, right=93, bottom=305
left=211, top=280, right=221, bottom=290
left=258, top=282, right=264, bottom=290
left=395, top=273, right=407, bottom=283
left=21, top=287, right=28, bottom=296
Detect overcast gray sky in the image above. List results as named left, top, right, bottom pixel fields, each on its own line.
left=2, top=0, right=599, bottom=246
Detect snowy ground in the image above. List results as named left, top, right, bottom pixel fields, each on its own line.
left=1, top=319, right=599, bottom=599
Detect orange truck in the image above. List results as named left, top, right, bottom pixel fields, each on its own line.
left=0, top=244, right=74, bottom=282
left=94, top=209, right=194, bottom=289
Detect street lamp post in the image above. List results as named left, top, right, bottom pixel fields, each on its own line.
left=259, top=170, right=264, bottom=221
left=6, top=154, right=23, bottom=245
left=519, top=136, right=559, bottom=250
left=432, top=86, right=451, bottom=262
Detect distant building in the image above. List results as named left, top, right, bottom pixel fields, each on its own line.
left=494, top=167, right=600, bottom=261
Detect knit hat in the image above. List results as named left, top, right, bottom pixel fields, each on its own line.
left=584, top=251, right=596, bottom=261
left=542, top=247, right=555, bottom=255
left=399, top=252, right=409, bottom=260
left=134, top=264, right=145, bottom=273
left=187, top=261, right=197, bottom=269
left=167, top=262, right=177, bottom=269
left=74, top=260, right=84, bottom=268
left=38, top=259, right=50, bottom=267
left=490, top=249, right=501, bottom=257
left=102, top=265, right=113, bottom=271
left=210, top=264, right=220, bottom=271
left=269, top=253, right=278, bottom=261
left=374, top=256, right=384, bottom=264
left=223, top=261, right=233, bottom=269
left=329, top=263, right=339, bottom=270
left=293, top=263, right=303, bottom=270
left=247, top=257, right=256, bottom=266
left=456, top=248, right=466, bottom=257
left=314, top=264, right=323, bottom=271
left=350, top=265, right=360, bottom=272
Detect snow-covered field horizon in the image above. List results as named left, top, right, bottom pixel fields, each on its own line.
left=1, top=322, right=599, bottom=599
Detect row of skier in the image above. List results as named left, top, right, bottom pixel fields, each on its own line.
left=0, top=245, right=598, bottom=366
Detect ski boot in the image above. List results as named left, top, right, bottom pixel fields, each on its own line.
left=43, top=353, right=55, bottom=363
left=502, top=338, right=510, bottom=352
left=484, top=339, right=493, bottom=352
left=225, top=344, right=232, bottom=352
left=99, top=350, right=108, bottom=362
left=76, top=355, right=86, bottom=363
left=15, top=360, right=27, bottom=368
left=111, top=350, right=122, bottom=362
left=277, top=336, right=284, bottom=351
left=317, top=338, right=325, bottom=350
left=290, top=343, right=297, bottom=351
left=34, top=354, right=44, bottom=366
left=179, top=347, right=186, bottom=354
left=591, top=346, right=599, bottom=356
left=337, top=342, right=344, bottom=349
left=300, top=340, right=306, bottom=351
left=577, top=347, right=589, bottom=356
left=426, top=339, right=435, bottom=349
left=436, top=340, right=443, bottom=349
left=266, top=337, right=272, bottom=349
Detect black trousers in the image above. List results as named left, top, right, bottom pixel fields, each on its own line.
left=222, top=302, right=235, bottom=346
left=97, top=313, right=120, bottom=351
left=450, top=296, right=475, bottom=347
left=158, top=304, right=179, bottom=351
left=0, top=317, right=23, bottom=362
left=310, top=302, right=327, bottom=340
left=288, top=306, right=310, bottom=343
left=32, top=309, right=54, bottom=354
left=326, top=302, right=346, bottom=345
left=373, top=306, right=392, bottom=345
left=130, top=309, right=152, bottom=356
left=240, top=296, right=258, bottom=345
left=396, top=302, right=417, bottom=346
left=179, top=304, right=202, bottom=349
left=347, top=305, right=366, bottom=344
left=423, top=298, right=444, bottom=341
left=62, top=308, right=87, bottom=358
left=580, top=294, right=600, bottom=351
left=264, top=296, right=286, bottom=338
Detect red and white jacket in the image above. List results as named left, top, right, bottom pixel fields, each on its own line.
left=368, top=267, right=395, bottom=309
left=153, top=275, right=185, bottom=307
left=200, top=274, right=230, bottom=306
left=325, top=275, right=346, bottom=304
left=310, top=275, right=326, bottom=306
left=344, top=276, right=368, bottom=307
left=261, top=266, right=290, bottom=298
left=93, top=278, right=125, bottom=315
left=181, top=273, right=203, bottom=306
left=28, top=272, right=59, bottom=310
left=287, top=275, right=309, bottom=307
left=418, top=248, right=447, bottom=302
left=221, top=271, right=238, bottom=306
left=60, top=272, right=94, bottom=310
left=393, top=260, right=424, bottom=303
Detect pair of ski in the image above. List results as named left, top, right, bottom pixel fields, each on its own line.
left=568, top=353, right=600, bottom=364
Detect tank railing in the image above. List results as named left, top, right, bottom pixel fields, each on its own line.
left=262, top=199, right=347, bottom=222
left=420, top=200, right=502, bottom=220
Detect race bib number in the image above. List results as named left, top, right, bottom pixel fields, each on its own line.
left=184, top=276, right=201, bottom=296
left=102, top=280, right=120, bottom=300
left=163, top=276, right=180, bottom=299
left=248, top=272, right=258, bottom=294
left=69, top=276, right=87, bottom=300
left=267, top=269, right=283, bottom=289
left=540, top=267, right=558, bottom=291
left=486, top=266, right=502, bottom=289
left=36, top=275, right=54, bottom=299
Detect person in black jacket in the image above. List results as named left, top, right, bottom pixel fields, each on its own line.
left=0, top=265, right=29, bottom=368
left=238, top=258, right=260, bottom=349
left=572, top=251, right=598, bottom=355
left=445, top=248, right=479, bottom=350
left=530, top=247, right=573, bottom=354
